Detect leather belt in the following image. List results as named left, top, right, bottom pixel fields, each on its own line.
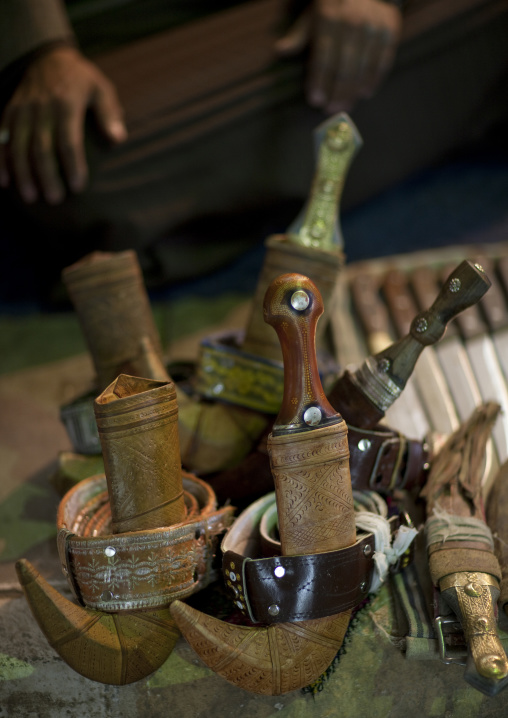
left=348, top=424, right=429, bottom=493
left=221, top=493, right=411, bottom=625
left=57, top=471, right=235, bottom=612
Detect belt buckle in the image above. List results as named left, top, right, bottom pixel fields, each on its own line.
left=434, top=615, right=467, bottom=666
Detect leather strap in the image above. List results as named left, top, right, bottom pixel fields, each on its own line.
left=57, top=472, right=235, bottom=612
left=348, top=424, right=429, bottom=493
left=221, top=493, right=411, bottom=624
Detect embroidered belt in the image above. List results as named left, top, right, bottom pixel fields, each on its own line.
left=221, top=493, right=411, bottom=625
left=57, top=472, right=235, bottom=612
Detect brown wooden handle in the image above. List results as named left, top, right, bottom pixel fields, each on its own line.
left=263, top=273, right=340, bottom=435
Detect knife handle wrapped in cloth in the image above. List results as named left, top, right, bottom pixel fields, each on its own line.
left=328, top=260, right=491, bottom=429
left=422, top=402, right=508, bottom=696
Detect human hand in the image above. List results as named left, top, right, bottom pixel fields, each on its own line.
left=276, top=0, right=402, bottom=113
left=0, top=46, right=127, bottom=204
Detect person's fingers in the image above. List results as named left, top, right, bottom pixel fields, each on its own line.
left=10, top=103, right=38, bottom=203
left=32, top=104, right=65, bottom=204
left=90, top=76, right=127, bottom=144
left=357, top=27, right=398, bottom=99
left=274, top=8, right=312, bottom=56
left=55, top=96, right=88, bottom=194
left=306, top=21, right=340, bottom=108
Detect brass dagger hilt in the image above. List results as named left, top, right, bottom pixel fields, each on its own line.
left=439, top=572, right=508, bottom=696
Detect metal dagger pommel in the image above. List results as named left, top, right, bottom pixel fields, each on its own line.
left=264, top=273, right=341, bottom=436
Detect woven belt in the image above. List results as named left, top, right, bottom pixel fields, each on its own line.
left=57, top=471, right=235, bottom=612
left=221, top=493, right=413, bottom=625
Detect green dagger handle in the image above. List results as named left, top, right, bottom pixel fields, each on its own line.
left=375, top=260, right=491, bottom=390
left=286, top=113, right=362, bottom=251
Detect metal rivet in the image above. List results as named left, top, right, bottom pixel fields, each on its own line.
left=101, top=591, right=113, bottom=602
left=449, top=277, right=461, bottom=293
left=291, top=290, right=310, bottom=311
left=303, top=406, right=322, bottom=426
left=104, top=546, right=116, bottom=557
left=274, top=566, right=286, bottom=578
left=229, top=571, right=236, bottom=582
left=213, top=383, right=224, bottom=395
left=236, top=601, right=244, bottom=610
left=360, top=582, right=367, bottom=593
left=465, top=582, right=482, bottom=598
left=327, top=124, right=348, bottom=150
left=476, top=617, right=489, bottom=631
left=268, top=604, right=280, bottom=617
left=310, top=221, right=326, bottom=239
left=378, top=358, right=391, bottom=373
left=414, top=317, right=428, bottom=333
left=475, top=263, right=485, bottom=273
left=358, top=438, right=371, bottom=452
left=363, top=544, right=373, bottom=557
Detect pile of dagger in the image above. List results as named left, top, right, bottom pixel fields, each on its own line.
left=14, top=113, right=508, bottom=697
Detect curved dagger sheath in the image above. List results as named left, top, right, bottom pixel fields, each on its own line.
left=171, top=274, right=356, bottom=695
left=17, top=376, right=187, bottom=684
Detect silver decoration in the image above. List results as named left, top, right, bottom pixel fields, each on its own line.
left=291, top=290, right=310, bottom=311
left=104, top=546, right=116, bottom=557
left=449, top=277, right=461, bottom=293
left=358, top=438, right=371, bottom=452
left=303, top=406, right=322, bottom=426
left=415, top=317, right=428, bottom=333
left=274, top=566, right=285, bottom=578
left=268, top=604, right=280, bottom=617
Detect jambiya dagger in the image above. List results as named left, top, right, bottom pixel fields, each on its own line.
left=171, top=273, right=357, bottom=695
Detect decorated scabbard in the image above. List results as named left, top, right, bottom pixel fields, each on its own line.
left=328, top=260, right=491, bottom=429
left=170, top=274, right=357, bottom=695
left=16, top=375, right=234, bottom=685
left=421, top=402, right=508, bottom=696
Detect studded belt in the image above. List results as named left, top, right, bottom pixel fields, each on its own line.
left=56, top=472, right=235, bottom=612
left=221, top=493, right=410, bottom=625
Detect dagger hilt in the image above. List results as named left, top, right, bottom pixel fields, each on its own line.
left=345, top=260, right=490, bottom=415
left=264, top=274, right=355, bottom=557
left=263, top=273, right=341, bottom=435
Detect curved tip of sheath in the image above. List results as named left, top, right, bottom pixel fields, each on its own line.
left=16, top=559, right=179, bottom=685
left=170, top=600, right=350, bottom=695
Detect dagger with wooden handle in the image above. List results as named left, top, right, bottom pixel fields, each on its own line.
left=382, top=268, right=460, bottom=435
left=170, top=273, right=356, bottom=695
left=327, top=260, right=491, bottom=430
